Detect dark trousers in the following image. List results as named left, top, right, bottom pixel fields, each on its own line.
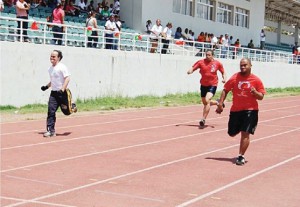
left=52, top=26, right=63, bottom=45
left=46, top=91, right=64, bottom=133
left=17, top=16, right=29, bottom=41
left=87, top=31, right=98, bottom=48
left=105, top=33, right=114, bottom=49
left=161, top=39, right=170, bottom=54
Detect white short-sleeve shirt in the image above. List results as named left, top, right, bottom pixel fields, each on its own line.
left=48, top=62, right=70, bottom=91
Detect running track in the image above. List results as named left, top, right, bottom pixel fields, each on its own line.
left=1, top=96, right=300, bottom=207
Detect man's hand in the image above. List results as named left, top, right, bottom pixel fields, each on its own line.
left=215, top=105, right=223, bottom=114
left=41, top=85, right=49, bottom=91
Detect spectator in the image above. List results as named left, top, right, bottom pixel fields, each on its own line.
left=292, top=42, right=299, bottom=64
left=221, top=33, right=230, bottom=58
left=260, top=29, right=266, bottom=50
left=113, top=14, right=121, bottom=50
left=96, top=2, right=102, bottom=14
left=65, top=1, right=80, bottom=16
left=146, top=20, right=152, bottom=34
left=86, top=10, right=98, bottom=48
left=16, top=0, right=30, bottom=42
left=104, top=14, right=116, bottom=49
left=247, top=39, right=254, bottom=48
left=52, top=3, right=65, bottom=45
left=77, top=0, right=86, bottom=12
left=101, top=0, right=108, bottom=8
left=87, top=0, right=95, bottom=12
left=197, top=32, right=205, bottom=42
left=228, top=35, right=233, bottom=45
left=182, top=28, right=189, bottom=40
left=233, top=38, right=240, bottom=59
left=149, top=19, right=162, bottom=53
left=174, top=26, right=182, bottom=39
left=210, top=33, right=218, bottom=50
left=100, top=5, right=110, bottom=20
left=112, top=0, right=120, bottom=15
left=161, top=22, right=172, bottom=54
left=0, top=0, right=4, bottom=11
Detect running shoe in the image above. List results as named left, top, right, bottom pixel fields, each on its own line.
left=199, top=119, right=205, bottom=127
left=43, top=131, right=56, bottom=138
left=236, top=155, right=246, bottom=165
left=72, top=103, right=78, bottom=113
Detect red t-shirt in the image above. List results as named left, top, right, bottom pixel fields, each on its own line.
left=224, top=72, right=266, bottom=111
left=192, top=59, right=224, bottom=86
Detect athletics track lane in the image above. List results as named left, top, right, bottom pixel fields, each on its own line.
left=1, top=96, right=299, bottom=207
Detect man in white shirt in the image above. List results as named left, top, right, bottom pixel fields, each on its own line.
left=105, top=15, right=116, bottom=49
left=150, top=19, right=163, bottom=53
left=41, top=50, right=76, bottom=137
left=161, top=22, right=172, bottom=54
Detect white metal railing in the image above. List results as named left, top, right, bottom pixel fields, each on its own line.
left=1, top=15, right=299, bottom=64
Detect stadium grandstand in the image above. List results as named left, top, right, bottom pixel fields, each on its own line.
left=1, top=0, right=299, bottom=107
left=0, top=0, right=299, bottom=55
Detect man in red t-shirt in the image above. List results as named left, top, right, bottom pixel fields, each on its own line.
left=216, top=58, right=266, bottom=165
left=187, top=50, right=226, bottom=127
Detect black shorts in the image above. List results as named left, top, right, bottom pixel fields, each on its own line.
left=228, top=110, right=258, bottom=136
left=200, top=85, right=217, bottom=97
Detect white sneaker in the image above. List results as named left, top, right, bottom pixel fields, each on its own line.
left=43, top=131, right=56, bottom=137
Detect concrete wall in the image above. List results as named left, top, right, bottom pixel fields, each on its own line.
left=1, top=42, right=300, bottom=107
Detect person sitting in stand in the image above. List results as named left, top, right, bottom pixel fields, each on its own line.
left=247, top=39, right=254, bottom=49
left=65, top=1, right=80, bottom=16
left=100, top=5, right=110, bottom=20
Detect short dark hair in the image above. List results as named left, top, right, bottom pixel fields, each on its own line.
left=53, top=50, right=63, bottom=60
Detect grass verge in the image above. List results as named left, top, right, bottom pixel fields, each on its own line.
left=1, top=87, right=299, bottom=115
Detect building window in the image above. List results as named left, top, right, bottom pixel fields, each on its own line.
left=235, top=7, right=249, bottom=28
left=173, top=0, right=193, bottom=16
left=217, top=2, right=232, bottom=24
left=195, top=0, right=214, bottom=20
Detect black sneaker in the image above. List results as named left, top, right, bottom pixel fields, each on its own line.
left=199, top=119, right=205, bottom=127
left=236, top=155, right=246, bottom=165
left=72, top=103, right=77, bottom=113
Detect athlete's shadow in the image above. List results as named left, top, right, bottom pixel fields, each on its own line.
left=175, top=124, right=215, bottom=129
left=37, top=132, right=72, bottom=136
left=205, top=157, right=236, bottom=164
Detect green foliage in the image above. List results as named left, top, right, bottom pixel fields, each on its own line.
left=1, top=87, right=299, bottom=114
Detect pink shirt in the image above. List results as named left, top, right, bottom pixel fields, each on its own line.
left=53, top=8, right=64, bottom=24
left=16, top=0, right=28, bottom=17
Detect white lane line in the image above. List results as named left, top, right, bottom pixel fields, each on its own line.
left=4, top=128, right=300, bottom=207
left=2, top=112, right=299, bottom=151
left=176, top=154, right=300, bottom=207
left=1, top=114, right=299, bottom=172
left=1, top=96, right=298, bottom=125
left=4, top=175, right=64, bottom=186
left=95, top=190, right=165, bottom=203
left=1, top=127, right=227, bottom=173
left=1, top=103, right=299, bottom=136
left=0, top=111, right=199, bottom=136
left=1, top=196, right=77, bottom=207
left=0, top=116, right=226, bottom=151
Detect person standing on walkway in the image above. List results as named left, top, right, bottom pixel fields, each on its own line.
left=216, top=58, right=266, bottom=165
left=41, top=50, right=77, bottom=137
left=52, top=3, right=65, bottom=45
left=16, top=0, right=30, bottom=42
left=187, top=49, right=226, bottom=127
